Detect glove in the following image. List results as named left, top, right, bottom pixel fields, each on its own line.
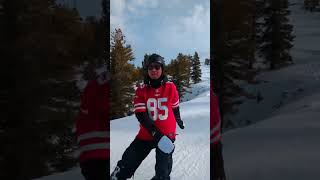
left=173, top=107, right=184, bottom=129
left=151, top=129, right=163, bottom=142
left=177, top=120, right=184, bottom=129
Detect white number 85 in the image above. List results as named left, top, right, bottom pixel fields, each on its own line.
left=147, top=98, right=168, bottom=121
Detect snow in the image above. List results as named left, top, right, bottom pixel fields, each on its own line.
left=223, top=1, right=320, bottom=179
left=35, top=64, right=210, bottom=180
left=223, top=93, right=320, bottom=180
left=181, top=61, right=210, bottom=102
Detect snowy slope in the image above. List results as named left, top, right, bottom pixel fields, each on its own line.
left=223, top=1, right=320, bottom=179
left=223, top=92, right=320, bottom=180
left=110, top=63, right=210, bottom=180
left=228, top=0, right=320, bottom=128
left=35, top=63, right=210, bottom=180
left=181, top=62, right=210, bottom=102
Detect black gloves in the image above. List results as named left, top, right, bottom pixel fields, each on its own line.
left=150, top=128, right=164, bottom=143
left=173, top=107, right=184, bottom=129
left=177, top=120, right=184, bottom=129
left=135, top=112, right=174, bottom=153
left=136, top=112, right=164, bottom=142
left=136, top=112, right=154, bottom=131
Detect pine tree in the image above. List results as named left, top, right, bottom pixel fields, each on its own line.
left=110, top=28, right=135, bottom=119
left=0, top=0, right=96, bottom=178
left=191, top=52, right=202, bottom=83
left=142, top=54, right=150, bottom=72
left=205, top=58, right=210, bottom=65
left=139, top=53, right=150, bottom=81
left=260, top=0, right=295, bottom=70
left=304, top=0, right=320, bottom=12
left=186, top=54, right=193, bottom=88
left=212, top=0, right=258, bottom=128
left=101, top=0, right=109, bottom=70
left=167, top=53, right=191, bottom=98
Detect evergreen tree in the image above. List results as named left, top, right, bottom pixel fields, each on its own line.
left=212, top=0, right=258, bottom=128
left=80, top=16, right=107, bottom=80
left=142, top=54, right=150, bottom=73
left=101, top=0, right=110, bottom=70
left=138, top=53, right=150, bottom=81
left=167, top=53, right=191, bottom=98
left=240, top=0, right=267, bottom=72
left=260, top=0, right=295, bottom=70
left=191, top=52, right=202, bottom=83
left=205, top=58, right=210, bottom=65
left=186, top=54, right=193, bottom=87
left=304, top=0, right=320, bottom=12
left=0, top=0, right=101, bottom=178
left=110, top=28, right=135, bottom=119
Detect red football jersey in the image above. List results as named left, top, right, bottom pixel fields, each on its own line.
left=134, top=82, right=180, bottom=140
left=211, top=81, right=222, bottom=146
left=75, top=80, right=109, bottom=162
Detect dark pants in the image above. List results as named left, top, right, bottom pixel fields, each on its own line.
left=80, top=159, right=109, bottom=180
left=211, top=142, right=226, bottom=180
left=111, top=138, right=174, bottom=180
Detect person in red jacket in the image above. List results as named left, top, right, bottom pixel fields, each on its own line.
left=111, top=54, right=184, bottom=180
left=211, top=81, right=226, bottom=180
left=75, top=70, right=110, bottom=180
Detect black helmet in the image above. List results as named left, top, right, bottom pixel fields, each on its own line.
left=145, top=53, right=165, bottom=69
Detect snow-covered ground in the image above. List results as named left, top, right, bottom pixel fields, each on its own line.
left=223, top=1, right=320, bottom=179
left=223, top=93, right=320, bottom=179
left=35, top=63, right=210, bottom=180
left=110, top=63, right=210, bottom=180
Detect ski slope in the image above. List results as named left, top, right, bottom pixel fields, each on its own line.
left=35, top=63, right=210, bottom=180
left=223, top=92, right=320, bottom=180
left=110, top=63, right=210, bottom=180
left=223, top=1, right=320, bottom=179
left=228, top=0, right=320, bottom=128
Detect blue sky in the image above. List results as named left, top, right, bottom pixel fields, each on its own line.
left=111, top=0, right=210, bottom=67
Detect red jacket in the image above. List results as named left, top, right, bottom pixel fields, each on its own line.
left=211, top=81, right=222, bottom=146
left=75, top=80, right=109, bottom=163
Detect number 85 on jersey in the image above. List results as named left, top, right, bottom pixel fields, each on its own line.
left=147, top=98, right=168, bottom=121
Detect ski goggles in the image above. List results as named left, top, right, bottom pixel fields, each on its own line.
left=148, top=64, right=161, bottom=70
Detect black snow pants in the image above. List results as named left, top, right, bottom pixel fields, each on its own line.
left=80, top=159, right=109, bottom=180
left=111, top=138, right=174, bottom=180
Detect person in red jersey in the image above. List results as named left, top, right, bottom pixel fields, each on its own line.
left=111, top=54, right=184, bottom=180
left=75, top=70, right=110, bottom=180
left=211, top=81, right=226, bottom=180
